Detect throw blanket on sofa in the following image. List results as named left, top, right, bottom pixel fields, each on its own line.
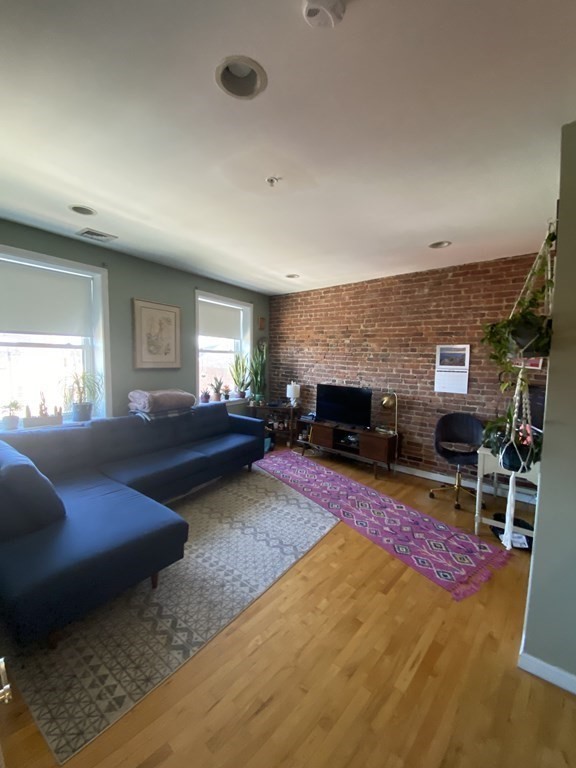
left=128, top=389, right=197, bottom=413
left=129, top=406, right=194, bottom=422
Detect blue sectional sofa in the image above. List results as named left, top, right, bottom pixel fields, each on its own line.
left=0, top=403, right=264, bottom=644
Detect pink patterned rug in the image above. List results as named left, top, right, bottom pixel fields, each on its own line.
left=256, top=452, right=511, bottom=600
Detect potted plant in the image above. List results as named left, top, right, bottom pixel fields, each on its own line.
left=22, top=395, right=64, bottom=427
left=1, top=400, right=21, bottom=430
left=482, top=222, right=555, bottom=375
left=230, top=353, right=250, bottom=398
left=199, top=387, right=211, bottom=404
left=211, top=376, right=223, bottom=401
left=249, top=345, right=267, bottom=402
left=481, top=222, right=554, bottom=472
left=222, top=384, right=231, bottom=401
left=482, top=364, right=543, bottom=474
left=64, top=372, right=103, bottom=422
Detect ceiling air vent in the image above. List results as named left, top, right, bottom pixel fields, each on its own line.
left=77, top=228, right=118, bottom=244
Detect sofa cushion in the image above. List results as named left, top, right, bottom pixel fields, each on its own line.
left=99, top=445, right=210, bottom=495
left=0, top=425, right=93, bottom=477
left=91, top=415, right=183, bottom=464
left=0, top=471, right=189, bottom=642
left=176, top=402, right=231, bottom=442
left=191, top=433, right=262, bottom=464
left=0, top=441, right=66, bottom=541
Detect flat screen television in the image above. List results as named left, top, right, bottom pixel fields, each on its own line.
left=316, top=384, right=372, bottom=429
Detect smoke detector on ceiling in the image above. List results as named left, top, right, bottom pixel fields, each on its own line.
left=303, top=0, right=346, bottom=28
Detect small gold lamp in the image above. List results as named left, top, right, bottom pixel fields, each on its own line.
left=377, top=392, right=398, bottom=436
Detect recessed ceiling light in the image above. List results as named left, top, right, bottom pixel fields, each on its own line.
left=215, top=56, right=268, bottom=100
left=428, top=240, right=452, bottom=249
left=285, top=274, right=300, bottom=279
left=69, top=205, right=97, bottom=216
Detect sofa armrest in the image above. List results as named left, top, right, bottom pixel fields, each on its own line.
left=228, top=414, right=265, bottom=438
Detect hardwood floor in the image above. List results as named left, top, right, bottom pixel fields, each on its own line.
left=1, top=452, right=574, bottom=768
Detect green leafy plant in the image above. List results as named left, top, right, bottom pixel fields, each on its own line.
left=64, top=372, right=104, bottom=406
left=230, top=353, right=250, bottom=393
left=210, top=376, right=223, bottom=394
left=482, top=224, right=555, bottom=378
left=249, top=345, right=267, bottom=396
left=481, top=222, right=554, bottom=472
left=2, top=400, right=21, bottom=416
left=482, top=313, right=552, bottom=378
left=1, top=400, right=21, bottom=429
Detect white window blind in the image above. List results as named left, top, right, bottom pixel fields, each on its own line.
left=196, top=291, right=252, bottom=393
left=0, top=248, right=110, bottom=419
left=197, top=300, right=242, bottom=341
left=0, top=260, right=93, bottom=336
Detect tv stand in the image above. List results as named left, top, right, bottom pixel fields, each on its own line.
left=297, top=419, right=397, bottom=475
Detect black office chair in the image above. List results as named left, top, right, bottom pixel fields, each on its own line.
left=429, top=413, right=484, bottom=510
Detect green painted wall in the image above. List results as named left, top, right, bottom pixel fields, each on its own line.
left=0, top=218, right=269, bottom=415
left=521, top=121, right=576, bottom=683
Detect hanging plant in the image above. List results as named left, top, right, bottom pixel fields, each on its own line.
left=481, top=221, right=554, bottom=472
left=482, top=222, right=555, bottom=377
left=499, top=367, right=543, bottom=472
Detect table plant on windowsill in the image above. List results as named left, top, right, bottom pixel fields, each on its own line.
left=249, top=344, right=267, bottom=403
left=23, top=394, right=64, bottom=427
left=64, top=372, right=103, bottom=422
left=1, top=401, right=21, bottom=430
left=199, top=388, right=211, bottom=404
left=481, top=221, right=555, bottom=473
left=211, top=377, right=223, bottom=402
left=222, top=384, right=231, bottom=401
left=230, top=353, right=250, bottom=398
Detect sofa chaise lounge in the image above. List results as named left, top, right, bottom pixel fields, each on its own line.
left=0, top=403, right=264, bottom=644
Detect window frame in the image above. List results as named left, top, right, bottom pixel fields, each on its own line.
left=195, top=290, right=252, bottom=395
left=0, top=245, right=111, bottom=417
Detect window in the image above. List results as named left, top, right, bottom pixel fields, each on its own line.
left=196, top=291, right=252, bottom=393
left=0, top=247, right=110, bottom=420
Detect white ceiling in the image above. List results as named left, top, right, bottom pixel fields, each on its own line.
left=1, top=0, right=575, bottom=295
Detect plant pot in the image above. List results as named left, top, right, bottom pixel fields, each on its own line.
left=254, top=393, right=264, bottom=403
left=1, top=415, right=19, bottom=430
left=510, top=316, right=552, bottom=358
left=223, top=394, right=229, bottom=400
left=213, top=393, right=222, bottom=401
left=237, top=391, right=246, bottom=399
left=72, top=402, right=93, bottom=422
left=499, top=442, right=534, bottom=473
left=200, top=395, right=210, bottom=404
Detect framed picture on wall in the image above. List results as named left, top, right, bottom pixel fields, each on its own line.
left=132, top=299, right=181, bottom=369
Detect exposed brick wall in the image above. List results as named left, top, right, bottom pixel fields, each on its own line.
left=268, top=254, right=547, bottom=477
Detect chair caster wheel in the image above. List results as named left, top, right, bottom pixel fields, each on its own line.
left=429, top=492, right=435, bottom=499
left=454, top=503, right=461, bottom=510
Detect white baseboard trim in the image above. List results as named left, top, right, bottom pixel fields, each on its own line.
left=391, top=463, right=536, bottom=506
left=518, top=653, right=576, bottom=695
left=305, top=448, right=536, bottom=505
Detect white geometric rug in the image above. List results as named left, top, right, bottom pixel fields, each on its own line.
left=3, top=467, right=338, bottom=763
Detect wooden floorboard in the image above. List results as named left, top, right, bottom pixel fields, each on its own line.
left=1, top=451, right=574, bottom=768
